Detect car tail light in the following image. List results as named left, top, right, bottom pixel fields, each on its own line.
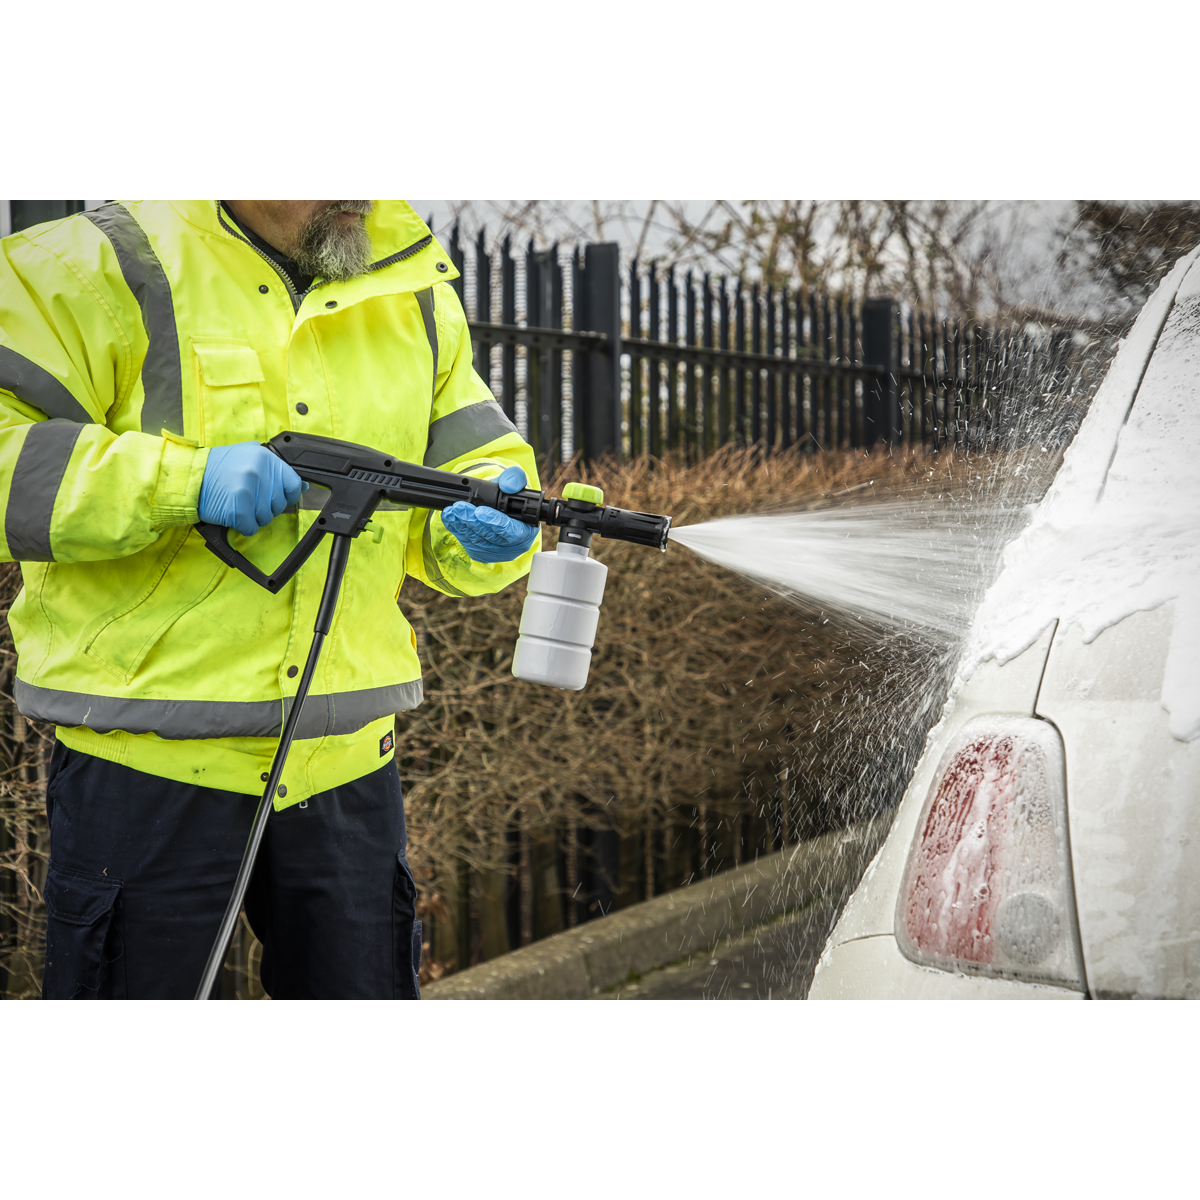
left=895, top=716, right=1085, bottom=990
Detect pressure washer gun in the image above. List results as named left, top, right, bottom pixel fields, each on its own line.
left=191, top=430, right=671, bottom=999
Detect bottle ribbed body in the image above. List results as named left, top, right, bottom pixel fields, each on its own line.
left=511, top=543, right=608, bottom=690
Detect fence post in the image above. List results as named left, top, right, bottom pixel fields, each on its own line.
left=542, top=245, right=563, bottom=466
left=862, top=297, right=898, bottom=447
left=525, top=243, right=563, bottom=464
left=473, top=226, right=491, bottom=381
left=448, top=222, right=465, bottom=307
left=500, top=234, right=516, bottom=423
left=576, top=242, right=622, bottom=463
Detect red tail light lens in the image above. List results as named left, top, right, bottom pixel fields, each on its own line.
left=895, top=716, right=1085, bottom=990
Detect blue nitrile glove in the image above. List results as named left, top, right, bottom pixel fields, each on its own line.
left=441, top=465, right=538, bottom=564
left=198, top=442, right=307, bottom=537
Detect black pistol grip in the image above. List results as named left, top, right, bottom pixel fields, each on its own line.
left=194, top=523, right=277, bottom=590
left=194, top=520, right=330, bottom=594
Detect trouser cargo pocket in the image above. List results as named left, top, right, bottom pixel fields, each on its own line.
left=393, top=854, right=422, bottom=1000
left=43, top=864, right=124, bottom=1000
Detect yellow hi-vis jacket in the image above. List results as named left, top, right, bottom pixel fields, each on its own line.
left=0, top=200, right=539, bottom=806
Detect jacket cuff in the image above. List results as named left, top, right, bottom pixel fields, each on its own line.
left=150, top=432, right=209, bottom=528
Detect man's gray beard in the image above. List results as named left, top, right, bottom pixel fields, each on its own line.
left=293, top=201, right=375, bottom=281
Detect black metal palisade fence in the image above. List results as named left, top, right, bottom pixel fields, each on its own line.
left=447, top=224, right=1079, bottom=467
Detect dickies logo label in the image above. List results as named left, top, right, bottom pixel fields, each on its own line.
left=379, top=731, right=394, bottom=756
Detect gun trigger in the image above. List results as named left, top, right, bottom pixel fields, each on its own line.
left=364, top=520, right=384, bottom=545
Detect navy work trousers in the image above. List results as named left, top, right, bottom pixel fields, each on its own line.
left=41, top=742, right=422, bottom=1000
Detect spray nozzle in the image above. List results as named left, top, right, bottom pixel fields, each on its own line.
left=504, top=479, right=670, bottom=552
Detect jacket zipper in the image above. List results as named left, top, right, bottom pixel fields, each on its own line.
left=366, top=235, right=434, bottom=275
left=217, top=202, right=303, bottom=311
left=216, top=203, right=435, bottom=314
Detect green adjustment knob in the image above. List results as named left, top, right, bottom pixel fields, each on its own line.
left=563, top=482, right=604, bottom=506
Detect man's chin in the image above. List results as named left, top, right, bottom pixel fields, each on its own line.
left=294, top=208, right=373, bottom=281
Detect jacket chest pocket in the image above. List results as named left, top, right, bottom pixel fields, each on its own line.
left=193, top=339, right=267, bottom=445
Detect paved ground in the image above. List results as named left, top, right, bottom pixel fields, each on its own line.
left=595, top=901, right=839, bottom=1000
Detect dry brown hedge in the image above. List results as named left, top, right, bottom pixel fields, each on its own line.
left=397, top=445, right=983, bottom=976
left=0, top=565, right=52, bottom=998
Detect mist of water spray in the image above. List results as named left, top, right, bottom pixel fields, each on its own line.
left=664, top=331, right=1116, bottom=998
left=669, top=501, right=1025, bottom=644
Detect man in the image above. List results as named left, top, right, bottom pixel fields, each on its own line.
left=0, top=200, right=540, bottom=999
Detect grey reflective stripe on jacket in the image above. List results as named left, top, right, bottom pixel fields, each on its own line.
left=411, top=283, right=518, bottom=593
left=415, top=287, right=437, bottom=412
left=14, top=677, right=424, bottom=740
left=4, top=420, right=83, bottom=561
left=424, top=399, right=519, bottom=468
left=412, top=284, right=521, bottom=468
left=85, top=205, right=185, bottom=436
left=0, top=346, right=94, bottom=423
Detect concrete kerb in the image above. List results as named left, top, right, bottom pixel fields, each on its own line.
left=424, top=816, right=890, bottom=1000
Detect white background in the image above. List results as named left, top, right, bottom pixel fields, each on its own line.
left=3, top=1, right=1194, bottom=1193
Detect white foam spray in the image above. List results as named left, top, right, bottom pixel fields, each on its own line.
left=669, top=499, right=1024, bottom=644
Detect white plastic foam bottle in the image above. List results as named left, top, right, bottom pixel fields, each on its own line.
left=512, top=483, right=609, bottom=690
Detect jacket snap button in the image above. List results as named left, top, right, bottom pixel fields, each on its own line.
left=277, top=785, right=287, bottom=798
left=261, top=772, right=269, bottom=782
left=287, top=665, right=298, bottom=678
left=325, top=300, right=338, bottom=308
left=258, top=284, right=269, bottom=294
left=436, top=262, right=448, bottom=272
left=295, top=403, right=308, bottom=416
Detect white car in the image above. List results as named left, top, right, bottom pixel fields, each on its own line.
left=809, top=247, right=1200, bottom=1000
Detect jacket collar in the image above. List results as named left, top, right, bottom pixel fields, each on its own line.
left=170, top=200, right=459, bottom=301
